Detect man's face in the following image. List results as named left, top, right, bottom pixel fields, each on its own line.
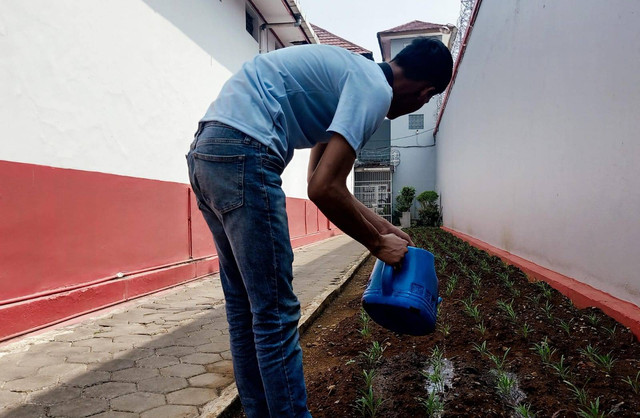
left=387, top=84, right=437, bottom=119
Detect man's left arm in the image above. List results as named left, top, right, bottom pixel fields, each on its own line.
left=308, top=140, right=414, bottom=246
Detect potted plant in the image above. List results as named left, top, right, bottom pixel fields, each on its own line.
left=416, top=190, right=442, bottom=227
left=395, top=186, right=416, bottom=228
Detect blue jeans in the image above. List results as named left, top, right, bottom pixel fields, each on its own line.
left=186, top=122, right=311, bottom=418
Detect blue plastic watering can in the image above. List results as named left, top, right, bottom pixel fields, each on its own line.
left=362, top=246, right=440, bottom=336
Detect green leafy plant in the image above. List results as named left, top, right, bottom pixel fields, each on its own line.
left=473, top=340, right=489, bottom=357
left=542, top=300, right=554, bottom=321
left=461, top=297, right=481, bottom=322
left=359, top=308, right=371, bottom=338
left=579, top=344, right=599, bottom=364
left=536, top=281, right=553, bottom=299
left=577, top=397, right=605, bottom=418
left=445, top=274, right=458, bottom=297
left=585, top=312, right=601, bottom=327
left=416, top=392, right=444, bottom=417
left=437, top=322, right=451, bottom=337
left=488, top=348, right=511, bottom=372
left=520, top=323, right=533, bottom=339
left=416, top=190, right=442, bottom=227
left=362, top=369, right=377, bottom=388
left=497, top=299, right=517, bottom=322
left=558, top=318, right=574, bottom=336
left=531, top=337, right=556, bottom=364
left=592, top=352, right=616, bottom=374
left=550, top=355, right=573, bottom=380
left=514, top=403, right=536, bottom=418
left=602, top=324, right=617, bottom=338
left=479, top=258, right=491, bottom=273
left=496, top=370, right=517, bottom=400
left=622, top=371, right=640, bottom=394
left=360, top=341, right=386, bottom=367
left=355, top=385, right=384, bottom=417
left=395, top=186, right=416, bottom=213
left=564, top=380, right=589, bottom=407
left=474, top=320, right=487, bottom=336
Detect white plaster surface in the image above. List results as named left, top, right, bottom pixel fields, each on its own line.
left=1, top=0, right=258, bottom=184
left=436, top=0, right=640, bottom=306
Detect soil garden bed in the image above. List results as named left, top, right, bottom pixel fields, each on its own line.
left=228, top=227, right=640, bottom=417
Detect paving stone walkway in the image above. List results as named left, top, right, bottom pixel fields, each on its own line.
left=0, top=235, right=367, bottom=418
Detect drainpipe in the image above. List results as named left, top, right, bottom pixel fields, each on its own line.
left=259, top=14, right=302, bottom=53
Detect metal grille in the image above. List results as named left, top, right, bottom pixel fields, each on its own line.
left=408, top=114, right=424, bottom=130
left=354, top=168, right=392, bottom=222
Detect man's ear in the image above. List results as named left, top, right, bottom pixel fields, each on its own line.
left=419, top=85, right=437, bottom=99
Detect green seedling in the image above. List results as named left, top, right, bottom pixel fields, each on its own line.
left=585, top=312, right=601, bottom=327
left=513, top=403, right=536, bottom=418
left=473, top=340, right=489, bottom=357
left=536, top=281, right=553, bottom=299
left=531, top=337, right=556, bottom=364
left=495, top=370, right=517, bottom=401
left=362, top=369, right=377, bottom=388
left=438, top=258, right=448, bottom=272
left=550, top=355, right=572, bottom=380
left=579, top=344, right=599, bottom=363
left=592, top=352, right=616, bottom=374
left=470, top=271, right=482, bottom=288
left=474, top=320, right=487, bottom=336
left=564, top=380, right=589, bottom=407
left=527, top=294, right=542, bottom=306
left=622, top=371, right=640, bottom=394
left=602, top=324, right=617, bottom=338
left=479, top=258, right=491, bottom=273
left=542, top=300, right=554, bottom=321
left=445, top=273, right=459, bottom=297
left=360, top=341, right=386, bottom=366
left=497, top=299, right=517, bottom=322
left=558, top=318, right=574, bottom=336
left=497, top=271, right=510, bottom=283
left=577, top=396, right=605, bottom=418
left=359, top=308, right=371, bottom=338
left=510, top=287, right=521, bottom=298
left=438, top=322, right=451, bottom=337
left=488, top=348, right=511, bottom=372
left=431, top=345, right=445, bottom=364
left=520, top=323, right=533, bottom=339
left=417, top=392, right=444, bottom=417
left=355, top=385, right=384, bottom=418
left=461, top=297, right=481, bottom=322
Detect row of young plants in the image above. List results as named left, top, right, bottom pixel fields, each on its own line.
left=414, top=227, right=640, bottom=417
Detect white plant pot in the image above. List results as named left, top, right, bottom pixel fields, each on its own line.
left=400, top=211, right=411, bottom=228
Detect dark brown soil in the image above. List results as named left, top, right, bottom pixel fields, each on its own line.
left=228, top=227, right=640, bottom=417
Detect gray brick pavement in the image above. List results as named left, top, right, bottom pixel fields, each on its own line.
left=0, top=235, right=367, bottom=417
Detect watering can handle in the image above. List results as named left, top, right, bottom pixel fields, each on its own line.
left=381, top=263, right=395, bottom=296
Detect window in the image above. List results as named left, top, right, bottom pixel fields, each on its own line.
left=408, top=114, right=424, bottom=130
left=245, top=5, right=259, bottom=42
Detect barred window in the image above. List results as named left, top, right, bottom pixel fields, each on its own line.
left=408, top=114, right=424, bottom=130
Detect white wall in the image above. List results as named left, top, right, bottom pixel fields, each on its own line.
left=436, top=0, right=640, bottom=306
left=1, top=0, right=260, bottom=184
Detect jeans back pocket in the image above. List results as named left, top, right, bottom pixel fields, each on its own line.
left=192, top=152, right=245, bottom=214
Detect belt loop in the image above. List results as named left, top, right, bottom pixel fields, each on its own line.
left=190, top=122, right=205, bottom=151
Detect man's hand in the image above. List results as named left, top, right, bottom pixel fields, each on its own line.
left=382, top=225, right=415, bottom=247
left=373, top=233, right=409, bottom=266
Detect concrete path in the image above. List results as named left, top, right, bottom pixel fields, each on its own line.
left=0, top=235, right=368, bottom=418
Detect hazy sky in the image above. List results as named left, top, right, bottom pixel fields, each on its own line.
left=300, top=0, right=462, bottom=61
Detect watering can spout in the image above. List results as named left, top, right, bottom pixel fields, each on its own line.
left=362, top=247, right=440, bottom=336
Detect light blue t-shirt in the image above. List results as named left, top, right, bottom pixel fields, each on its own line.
left=201, top=44, right=393, bottom=165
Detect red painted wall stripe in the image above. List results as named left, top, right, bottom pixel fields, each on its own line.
left=442, top=227, right=640, bottom=340
left=0, top=160, right=340, bottom=342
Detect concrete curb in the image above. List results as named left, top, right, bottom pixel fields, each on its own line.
left=199, top=250, right=371, bottom=418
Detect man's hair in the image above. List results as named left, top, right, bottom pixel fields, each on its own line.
left=391, top=37, right=453, bottom=94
